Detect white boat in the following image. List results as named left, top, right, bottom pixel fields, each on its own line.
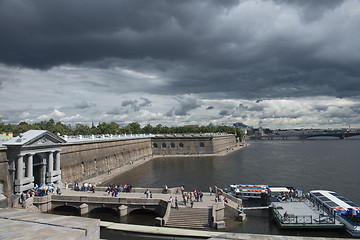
left=230, top=184, right=268, bottom=200
left=309, top=190, right=360, bottom=237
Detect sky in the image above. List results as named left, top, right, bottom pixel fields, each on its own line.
left=1, top=0, right=360, bottom=129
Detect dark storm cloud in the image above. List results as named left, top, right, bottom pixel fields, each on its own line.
left=206, top=106, right=215, bottom=110
left=74, top=101, right=96, bottom=109
left=0, top=0, right=237, bottom=69
left=166, top=96, right=200, bottom=116
left=121, top=97, right=151, bottom=112
left=219, top=110, right=230, bottom=116
left=273, top=0, right=345, bottom=23
left=0, top=0, right=359, bottom=101
left=106, top=107, right=122, bottom=115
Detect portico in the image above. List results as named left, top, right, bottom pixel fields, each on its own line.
left=4, top=130, right=66, bottom=195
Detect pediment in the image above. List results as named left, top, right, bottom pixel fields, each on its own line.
left=26, top=135, right=62, bottom=146
left=25, top=132, right=66, bottom=146
left=4, top=130, right=66, bottom=147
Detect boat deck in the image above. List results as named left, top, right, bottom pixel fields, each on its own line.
left=272, top=200, right=343, bottom=229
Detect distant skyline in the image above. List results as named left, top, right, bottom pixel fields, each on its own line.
left=1, top=0, right=360, bottom=129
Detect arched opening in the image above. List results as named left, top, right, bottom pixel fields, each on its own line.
left=162, top=143, right=166, bottom=148
left=179, top=142, right=184, bottom=148
left=200, top=142, right=205, bottom=147
left=33, top=154, right=43, bottom=186
left=88, top=207, right=119, bottom=222
left=127, top=208, right=160, bottom=226
left=170, top=143, right=175, bottom=148
left=51, top=205, right=80, bottom=216
left=153, top=143, right=158, bottom=148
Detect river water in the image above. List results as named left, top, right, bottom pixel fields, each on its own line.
left=98, top=139, right=360, bottom=238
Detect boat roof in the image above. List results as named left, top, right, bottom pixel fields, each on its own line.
left=268, top=187, right=290, bottom=193
left=231, top=184, right=267, bottom=188
left=310, top=190, right=360, bottom=210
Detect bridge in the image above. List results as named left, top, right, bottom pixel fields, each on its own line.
left=25, top=187, right=243, bottom=230
left=252, top=131, right=360, bottom=140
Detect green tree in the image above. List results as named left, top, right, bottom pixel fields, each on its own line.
left=142, top=124, right=154, bottom=134
left=128, top=122, right=141, bottom=134
left=73, top=123, right=91, bottom=135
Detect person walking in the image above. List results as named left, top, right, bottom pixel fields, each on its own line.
left=170, top=196, right=174, bottom=208
left=175, top=197, right=179, bottom=209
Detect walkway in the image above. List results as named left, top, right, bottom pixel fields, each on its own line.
left=59, top=188, right=218, bottom=209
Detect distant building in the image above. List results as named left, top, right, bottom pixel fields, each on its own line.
left=233, top=122, right=252, bottom=135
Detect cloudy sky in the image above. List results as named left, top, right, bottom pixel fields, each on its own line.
left=1, top=0, right=360, bottom=129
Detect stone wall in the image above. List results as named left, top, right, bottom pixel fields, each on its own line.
left=60, top=138, right=152, bottom=183
left=211, top=135, right=237, bottom=154
left=151, top=134, right=237, bottom=156
left=0, top=147, right=11, bottom=208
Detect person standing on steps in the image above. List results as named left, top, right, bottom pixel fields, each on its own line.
left=175, top=197, right=179, bottom=209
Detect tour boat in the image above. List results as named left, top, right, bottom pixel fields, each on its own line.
left=230, top=184, right=268, bottom=200
left=309, top=190, right=360, bottom=237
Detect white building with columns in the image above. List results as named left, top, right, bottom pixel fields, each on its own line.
left=4, top=130, right=66, bottom=195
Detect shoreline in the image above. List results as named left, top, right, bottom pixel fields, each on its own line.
left=81, top=142, right=249, bottom=186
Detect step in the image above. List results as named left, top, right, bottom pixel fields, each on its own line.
left=165, top=207, right=212, bottom=229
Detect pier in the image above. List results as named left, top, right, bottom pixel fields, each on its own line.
left=272, top=200, right=343, bottom=229
left=28, top=186, right=244, bottom=230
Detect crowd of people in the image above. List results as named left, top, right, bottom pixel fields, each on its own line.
left=19, top=184, right=62, bottom=204
left=165, top=185, right=223, bottom=209
left=106, top=184, right=133, bottom=197
left=73, top=182, right=96, bottom=192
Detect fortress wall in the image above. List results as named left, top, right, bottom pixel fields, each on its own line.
left=151, top=136, right=213, bottom=155
left=151, top=134, right=237, bottom=155
left=60, top=134, right=237, bottom=183
left=60, top=138, right=152, bottom=183
left=211, top=135, right=237, bottom=154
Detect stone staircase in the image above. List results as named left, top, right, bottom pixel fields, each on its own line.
left=165, top=207, right=212, bottom=229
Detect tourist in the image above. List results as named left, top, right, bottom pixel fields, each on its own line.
left=209, top=186, right=212, bottom=196
left=175, top=197, right=179, bottom=209
left=150, top=191, right=153, bottom=198
left=163, top=185, right=168, bottom=194
left=180, top=185, right=184, bottom=195
left=223, top=197, right=228, bottom=203
left=190, top=199, right=194, bottom=208
left=56, top=187, right=61, bottom=195
left=170, top=196, right=174, bottom=208
left=145, top=189, right=150, bottom=198
left=114, top=188, right=118, bottom=197
left=199, top=191, right=203, bottom=202
left=183, top=194, right=187, bottom=206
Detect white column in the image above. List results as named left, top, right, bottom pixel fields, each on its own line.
left=27, top=154, right=33, bottom=178
left=48, top=152, right=54, bottom=172
left=16, top=155, right=24, bottom=180
left=55, top=151, right=61, bottom=171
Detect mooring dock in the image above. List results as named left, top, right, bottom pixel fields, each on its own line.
left=272, top=200, right=343, bottom=229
